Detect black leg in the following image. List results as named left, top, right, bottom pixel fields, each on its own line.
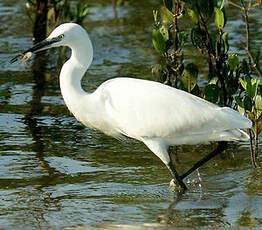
left=180, top=141, right=228, bottom=180
left=167, top=161, right=188, bottom=191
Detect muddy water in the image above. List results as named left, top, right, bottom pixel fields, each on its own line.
left=0, top=1, right=262, bottom=230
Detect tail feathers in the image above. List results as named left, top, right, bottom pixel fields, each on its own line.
left=219, top=107, right=252, bottom=129
left=219, top=129, right=250, bottom=141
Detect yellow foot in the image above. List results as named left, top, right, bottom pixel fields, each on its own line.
left=169, top=179, right=186, bottom=193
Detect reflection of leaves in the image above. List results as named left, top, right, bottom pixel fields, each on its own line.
left=236, top=210, right=262, bottom=227
left=181, top=63, right=198, bottom=92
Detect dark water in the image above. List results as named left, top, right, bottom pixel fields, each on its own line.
left=1, top=1, right=262, bottom=230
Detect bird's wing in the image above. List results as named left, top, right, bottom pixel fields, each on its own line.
left=96, top=78, right=251, bottom=140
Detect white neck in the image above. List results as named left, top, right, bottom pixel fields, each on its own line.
left=59, top=34, right=93, bottom=122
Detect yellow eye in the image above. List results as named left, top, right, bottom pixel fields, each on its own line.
left=58, top=34, right=64, bottom=39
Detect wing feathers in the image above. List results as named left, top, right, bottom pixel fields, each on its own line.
left=97, top=78, right=251, bottom=142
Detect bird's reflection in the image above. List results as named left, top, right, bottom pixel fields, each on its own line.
left=21, top=53, right=63, bottom=228
left=24, top=51, right=62, bottom=176
left=157, top=192, right=184, bottom=224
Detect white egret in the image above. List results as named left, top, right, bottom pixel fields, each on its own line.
left=11, top=23, right=252, bottom=191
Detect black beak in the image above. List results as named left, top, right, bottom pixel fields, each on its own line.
left=10, top=37, right=60, bottom=64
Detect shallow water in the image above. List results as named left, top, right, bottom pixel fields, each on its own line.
left=1, top=1, right=262, bottom=230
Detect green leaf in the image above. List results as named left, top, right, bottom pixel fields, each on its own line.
left=251, top=78, right=259, bottom=98
left=209, top=77, right=219, bottom=85
left=75, top=4, right=80, bottom=17
left=190, top=84, right=201, bottom=96
left=252, top=77, right=259, bottom=85
left=152, top=29, right=166, bottom=55
left=159, top=26, right=169, bottom=42
left=188, top=9, right=199, bottom=23
left=241, top=59, right=249, bottom=75
left=181, top=63, right=198, bottom=92
left=153, top=10, right=158, bottom=25
left=251, top=78, right=257, bottom=85
left=259, top=85, right=262, bottom=95
left=243, top=95, right=253, bottom=112
left=234, top=95, right=243, bottom=108
left=228, top=54, right=239, bottom=70
left=214, top=7, right=224, bottom=29
left=82, top=5, right=89, bottom=16
left=163, top=0, right=173, bottom=11
left=191, top=27, right=206, bottom=49
left=255, top=95, right=262, bottom=118
left=258, top=116, right=262, bottom=134
left=220, top=0, right=225, bottom=9
left=198, top=0, right=214, bottom=18
left=237, top=105, right=245, bottom=115
left=246, top=77, right=252, bottom=97
left=74, top=3, right=89, bottom=23
left=221, top=32, right=229, bottom=53
left=204, top=84, right=219, bottom=103
left=245, top=76, right=256, bottom=98
left=178, top=31, right=188, bottom=47
left=160, top=6, right=173, bottom=26
left=239, top=78, right=247, bottom=90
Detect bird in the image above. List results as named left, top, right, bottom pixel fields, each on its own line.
left=10, top=23, right=252, bottom=192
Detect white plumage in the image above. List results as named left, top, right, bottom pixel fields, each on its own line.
left=12, top=23, right=252, bottom=190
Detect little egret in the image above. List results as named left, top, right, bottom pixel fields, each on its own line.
left=11, top=23, right=252, bottom=191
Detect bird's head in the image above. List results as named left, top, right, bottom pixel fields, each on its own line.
left=10, top=23, right=88, bottom=63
